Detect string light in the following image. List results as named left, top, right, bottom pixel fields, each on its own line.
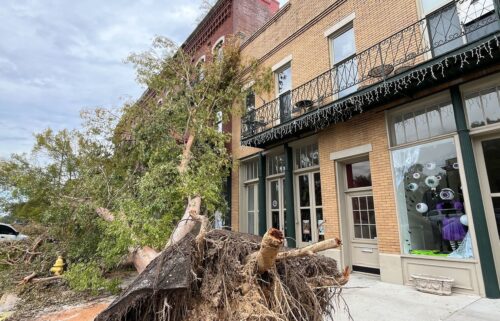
left=242, top=36, right=499, bottom=147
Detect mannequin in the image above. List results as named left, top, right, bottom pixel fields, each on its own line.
left=438, top=200, right=466, bottom=250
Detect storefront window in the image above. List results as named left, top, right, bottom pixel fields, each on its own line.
left=392, top=138, right=473, bottom=258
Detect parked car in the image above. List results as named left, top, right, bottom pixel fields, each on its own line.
left=0, top=223, right=28, bottom=242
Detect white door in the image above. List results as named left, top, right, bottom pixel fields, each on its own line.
left=346, top=192, right=380, bottom=272
left=296, top=171, right=324, bottom=248
left=475, top=135, right=500, bottom=285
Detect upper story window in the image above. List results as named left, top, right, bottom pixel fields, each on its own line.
left=212, top=37, right=225, bottom=62
left=464, top=85, right=500, bottom=129
left=268, top=154, right=285, bottom=176
left=276, top=63, right=292, bottom=123
left=389, top=94, right=456, bottom=146
left=196, top=56, right=206, bottom=81
left=245, top=89, right=255, bottom=113
left=216, top=111, right=223, bottom=133
left=295, top=143, right=319, bottom=169
left=330, top=24, right=357, bottom=98
left=421, top=0, right=497, bottom=57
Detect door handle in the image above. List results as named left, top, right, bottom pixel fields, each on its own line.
left=361, top=249, right=373, bottom=253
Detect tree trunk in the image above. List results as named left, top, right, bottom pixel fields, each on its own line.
left=130, top=246, right=160, bottom=273
left=165, top=196, right=202, bottom=248
left=254, top=228, right=284, bottom=273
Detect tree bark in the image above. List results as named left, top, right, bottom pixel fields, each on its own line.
left=178, top=133, right=195, bottom=174
left=130, top=246, right=160, bottom=273
left=276, top=238, right=342, bottom=260
left=165, top=196, right=202, bottom=249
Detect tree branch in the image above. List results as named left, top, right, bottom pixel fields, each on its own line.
left=276, top=238, right=342, bottom=261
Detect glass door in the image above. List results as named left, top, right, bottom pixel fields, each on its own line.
left=268, top=178, right=285, bottom=231
left=296, top=171, right=323, bottom=247
left=476, top=136, right=500, bottom=285
left=246, top=183, right=258, bottom=235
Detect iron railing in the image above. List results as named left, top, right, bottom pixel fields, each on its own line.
left=241, top=0, right=499, bottom=140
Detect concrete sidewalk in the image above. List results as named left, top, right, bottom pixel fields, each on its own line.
left=332, top=274, right=500, bottom=321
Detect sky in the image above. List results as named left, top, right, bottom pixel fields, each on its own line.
left=0, top=0, right=284, bottom=159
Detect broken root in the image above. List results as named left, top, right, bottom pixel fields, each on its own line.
left=97, top=229, right=350, bottom=321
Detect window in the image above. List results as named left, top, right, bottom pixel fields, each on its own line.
left=297, top=172, right=323, bottom=243
left=246, top=184, right=258, bottom=235
left=295, top=143, right=319, bottom=169
left=331, top=25, right=357, bottom=98
left=212, top=37, right=224, bottom=62
left=196, top=56, right=206, bottom=81
left=276, top=64, right=292, bottom=123
left=352, top=195, right=377, bottom=239
left=216, top=111, right=223, bottom=133
left=243, top=160, right=259, bottom=235
left=245, top=89, right=255, bottom=113
left=245, top=160, right=259, bottom=181
left=392, top=138, right=472, bottom=258
left=423, top=0, right=498, bottom=57
left=464, top=86, right=500, bottom=128
left=268, top=154, right=285, bottom=176
left=243, top=89, right=259, bottom=136
left=389, top=100, right=456, bottom=146
left=0, top=224, right=17, bottom=235
left=346, top=160, right=372, bottom=189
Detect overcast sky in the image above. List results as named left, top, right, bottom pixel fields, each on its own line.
left=0, top=0, right=284, bottom=159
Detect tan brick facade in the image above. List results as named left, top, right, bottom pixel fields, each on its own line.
left=228, top=0, right=500, bottom=296
left=318, top=110, right=400, bottom=254
left=231, top=0, right=420, bottom=248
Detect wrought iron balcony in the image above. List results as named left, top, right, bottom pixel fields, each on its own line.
left=241, top=0, right=500, bottom=144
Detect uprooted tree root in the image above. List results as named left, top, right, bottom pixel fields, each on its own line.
left=96, top=229, right=351, bottom=321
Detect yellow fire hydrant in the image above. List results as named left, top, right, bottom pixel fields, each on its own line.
left=49, top=256, right=65, bottom=276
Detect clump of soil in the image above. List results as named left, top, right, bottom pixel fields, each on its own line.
left=97, top=229, right=349, bottom=321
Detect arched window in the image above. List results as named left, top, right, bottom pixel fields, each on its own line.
left=195, top=55, right=206, bottom=81
left=212, top=36, right=225, bottom=61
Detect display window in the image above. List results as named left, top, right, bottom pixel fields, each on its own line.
left=392, top=138, right=473, bottom=258
left=389, top=94, right=473, bottom=259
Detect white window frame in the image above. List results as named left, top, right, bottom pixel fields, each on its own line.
left=241, top=158, right=260, bottom=235
left=386, top=93, right=477, bottom=259
left=329, top=23, right=357, bottom=99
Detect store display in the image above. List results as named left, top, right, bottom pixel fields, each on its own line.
left=393, top=138, right=473, bottom=259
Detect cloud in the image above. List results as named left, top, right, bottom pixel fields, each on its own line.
left=0, top=0, right=287, bottom=159
left=0, top=0, right=205, bottom=158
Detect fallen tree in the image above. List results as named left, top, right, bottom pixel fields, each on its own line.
left=96, top=226, right=349, bottom=321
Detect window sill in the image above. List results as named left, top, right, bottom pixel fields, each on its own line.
left=400, top=254, right=478, bottom=264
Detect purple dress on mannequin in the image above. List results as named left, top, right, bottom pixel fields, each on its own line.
left=442, top=216, right=466, bottom=241
left=440, top=201, right=466, bottom=241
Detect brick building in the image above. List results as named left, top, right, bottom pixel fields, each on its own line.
left=231, top=0, right=500, bottom=297
left=137, top=0, right=279, bottom=111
